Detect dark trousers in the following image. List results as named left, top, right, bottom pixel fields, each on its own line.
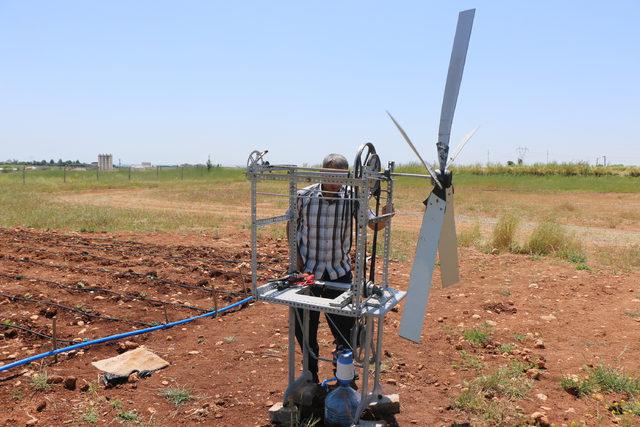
left=294, top=271, right=354, bottom=382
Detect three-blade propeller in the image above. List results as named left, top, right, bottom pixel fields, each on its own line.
left=388, top=9, right=476, bottom=343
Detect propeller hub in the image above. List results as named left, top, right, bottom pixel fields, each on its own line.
left=431, top=169, right=453, bottom=202
left=435, top=169, right=453, bottom=189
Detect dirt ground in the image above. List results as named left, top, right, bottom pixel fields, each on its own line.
left=0, top=227, right=639, bottom=426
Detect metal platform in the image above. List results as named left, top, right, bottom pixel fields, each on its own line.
left=255, top=281, right=406, bottom=317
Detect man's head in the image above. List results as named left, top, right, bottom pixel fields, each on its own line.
left=322, top=153, right=348, bottom=194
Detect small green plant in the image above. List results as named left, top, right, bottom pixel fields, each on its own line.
left=567, top=252, right=587, bottom=264
left=560, top=375, right=593, bottom=397
left=576, top=263, right=591, bottom=271
left=160, top=387, right=192, bottom=406
left=75, top=304, right=89, bottom=313
left=86, top=380, right=99, bottom=394
left=81, top=406, right=99, bottom=424
left=498, top=343, right=515, bottom=354
left=463, top=324, right=493, bottom=347
left=453, top=350, right=485, bottom=371
left=10, top=388, right=24, bottom=401
left=589, top=365, right=640, bottom=395
left=223, top=335, right=236, bottom=343
left=454, top=388, right=514, bottom=424
left=116, top=410, right=140, bottom=424
left=454, top=361, right=531, bottom=423
left=498, top=288, right=511, bottom=297
left=609, top=400, right=640, bottom=417
left=491, top=212, right=519, bottom=252
left=439, top=323, right=456, bottom=337
left=561, top=365, right=640, bottom=398
left=475, top=361, right=533, bottom=400
left=31, top=371, right=51, bottom=391
left=109, top=399, right=123, bottom=410
left=513, top=333, right=526, bottom=342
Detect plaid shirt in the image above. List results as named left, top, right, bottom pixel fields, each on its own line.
left=293, top=183, right=358, bottom=280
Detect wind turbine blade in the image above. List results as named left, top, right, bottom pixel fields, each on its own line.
left=448, top=125, right=481, bottom=167
left=437, top=9, right=475, bottom=172
left=386, top=110, right=443, bottom=189
left=399, top=192, right=446, bottom=342
left=438, top=187, right=459, bottom=287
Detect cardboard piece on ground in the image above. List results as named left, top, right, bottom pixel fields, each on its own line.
left=92, top=346, right=169, bottom=377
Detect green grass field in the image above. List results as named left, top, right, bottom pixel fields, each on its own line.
left=396, top=164, right=640, bottom=193
left=1, top=165, right=639, bottom=233
left=0, top=167, right=243, bottom=233
left=1, top=165, right=639, bottom=270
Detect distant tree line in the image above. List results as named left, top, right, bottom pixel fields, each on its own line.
left=2, top=159, right=86, bottom=166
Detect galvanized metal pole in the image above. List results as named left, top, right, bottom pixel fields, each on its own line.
left=373, top=314, right=384, bottom=391
left=288, top=168, right=298, bottom=272
left=302, top=309, right=309, bottom=373
left=288, top=307, right=296, bottom=387
left=250, top=178, right=258, bottom=294
left=353, top=175, right=369, bottom=312
left=356, top=316, right=374, bottom=421
left=382, top=162, right=394, bottom=288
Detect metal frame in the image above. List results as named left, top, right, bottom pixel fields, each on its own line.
left=247, top=152, right=405, bottom=424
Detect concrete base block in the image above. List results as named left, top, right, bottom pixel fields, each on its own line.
left=368, top=393, right=400, bottom=417
left=268, top=402, right=298, bottom=427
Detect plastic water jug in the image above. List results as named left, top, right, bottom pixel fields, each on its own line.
left=324, top=351, right=360, bottom=427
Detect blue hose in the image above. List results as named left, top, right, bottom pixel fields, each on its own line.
left=0, top=296, right=253, bottom=373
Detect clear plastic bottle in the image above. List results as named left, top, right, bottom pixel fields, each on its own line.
left=324, top=380, right=360, bottom=427
left=324, top=350, right=360, bottom=427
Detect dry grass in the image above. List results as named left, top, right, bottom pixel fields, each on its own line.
left=556, top=201, right=577, bottom=212
left=595, top=244, right=640, bottom=271
left=525, top=220, right=585, bottom=262
left=490, top=212, right=519, bottom=252
left=458, top=222, right=482, bottom=248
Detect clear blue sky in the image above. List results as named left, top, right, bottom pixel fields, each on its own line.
left=1, top=1, right=639, bottom=166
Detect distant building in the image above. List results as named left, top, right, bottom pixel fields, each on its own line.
left=98, top=154, right=113, bottom=171
left=131, top=162, right=153, bottom=169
